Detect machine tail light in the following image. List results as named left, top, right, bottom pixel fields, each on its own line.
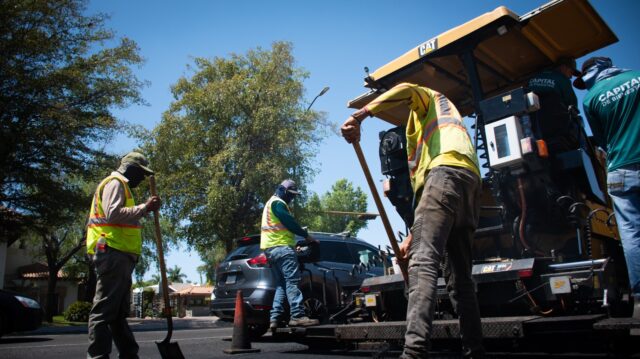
left=247, top=253, right=268, bottom=267
left=518, top=269, right=534, bottom=278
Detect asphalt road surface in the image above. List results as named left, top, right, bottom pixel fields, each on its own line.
left=0, top=327, right=391, bottom=359
left=2, top=326, right=635, bottom=359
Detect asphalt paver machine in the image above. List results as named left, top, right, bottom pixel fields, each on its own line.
left=275, top=0, right=638, bottom=355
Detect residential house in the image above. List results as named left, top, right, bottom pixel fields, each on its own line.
left=2, top=245, right=82, bottom=315
left=171, top=285, right=214, bottom=317
left=132, top=282, right=213, bottom=317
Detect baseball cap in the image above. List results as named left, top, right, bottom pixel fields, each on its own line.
left=120, top=152, right=154, bottom=174
left=581, top=56, right=611, bottom=74
left=573, top=56, right=612, bottom=90
left=280, top=179, right=300, bottom=195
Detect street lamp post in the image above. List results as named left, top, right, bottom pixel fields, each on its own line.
left=306, top=86, right=330, bottom=112
left=292, top=86, right=329, bottom=215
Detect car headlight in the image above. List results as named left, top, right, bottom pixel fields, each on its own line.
left=15, top=295, right=40, bottom=309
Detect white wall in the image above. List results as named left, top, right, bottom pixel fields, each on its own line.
left=59, top=280, right=79, bottom=310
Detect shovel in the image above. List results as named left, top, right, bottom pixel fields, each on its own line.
left=149, top=176, right=185, bottom=359
left=352, top=142, right=409, bottom=283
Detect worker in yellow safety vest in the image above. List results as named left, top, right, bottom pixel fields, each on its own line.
left=86, top=151, right=160, bottom=359
left=341, top=83, right=485, bottom=359
left=261, top=179, right=319, bottom=330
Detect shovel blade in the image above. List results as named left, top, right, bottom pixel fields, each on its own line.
left=156, top=341, right=185, bottom=359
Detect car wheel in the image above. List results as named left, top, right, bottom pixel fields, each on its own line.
left=303, top=297, right=328, bottom=323
left=247, top=323, right=269, bottom=339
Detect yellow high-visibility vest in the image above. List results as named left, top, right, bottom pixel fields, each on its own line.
left=260, top=196, right=295, bottom=249
left=86, top=176, right=142, bottom=255
left=365, top=83, right=479, bottom=200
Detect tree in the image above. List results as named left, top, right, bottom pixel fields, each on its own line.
left=196, top=264, right=209, bottom=285
left=63, top=250, right=95, bottom=302
left=140, top=42, right=328, bottom=258
left=300, top=179, right=369, bottom=235
left=198, top=241, right=226, bottom=285
left=31, top=225, right=85, bottom=322
left=24, top=175, right=101, bottom=322
left=0, top=0, right=145, bottom=242
left=134, top=215, right=178, bottom=284
left=166, top=265, right=187, bottom=283
left=151, top=273, right=161, bottom=284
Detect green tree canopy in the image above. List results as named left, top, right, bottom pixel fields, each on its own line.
left=166, top=265, right=187, bottom=283
left=0, top=0, right=145, bottom=241
left=300, top=179, right=369, bottom=235
left=141, top=41, right=327, bottom=255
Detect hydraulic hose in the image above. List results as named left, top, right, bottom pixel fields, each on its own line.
left=517, top=177, right=531, bottom=253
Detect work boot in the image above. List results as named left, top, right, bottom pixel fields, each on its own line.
left=633, top=297, right=640, bottom=320
left=288, top=316, right=319, bottom=327
left=269, top=320, right=280, bottom=333
left=632, top=297, right=640, bottom=336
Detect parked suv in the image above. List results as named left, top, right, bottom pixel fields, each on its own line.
left=210, top=232, right=387, bottom=337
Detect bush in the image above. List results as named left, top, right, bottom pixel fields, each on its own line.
left=63, top=301, right=92, bottom=322
left=144, top=308, right=156, bottom=318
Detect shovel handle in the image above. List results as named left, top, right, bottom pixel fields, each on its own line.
left=149, top=176, right=174, bottom=339
left=352, top=142, right=409, bottom=283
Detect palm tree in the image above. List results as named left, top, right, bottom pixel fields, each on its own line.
left=166, top=265, right=187, bottom=283
left=197, top=264, right=214, bottom=285
left=151, top=273, right=161, bottom=284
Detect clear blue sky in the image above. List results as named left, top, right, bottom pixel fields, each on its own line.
left=87, top=0, right=640, bottom=284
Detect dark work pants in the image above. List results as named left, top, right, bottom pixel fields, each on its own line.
left=401, top=166, right=485, bottom=359
left=87, top=248, right=138, bottom=359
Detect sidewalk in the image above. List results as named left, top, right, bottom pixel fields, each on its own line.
left=25, top=316, right=229, bottom=336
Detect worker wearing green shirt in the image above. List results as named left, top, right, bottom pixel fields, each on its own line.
left=576, top=57, right=640, bottom=320
left=528, top=57, right=580, bottom=109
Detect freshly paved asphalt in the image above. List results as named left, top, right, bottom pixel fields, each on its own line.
left=4, top=317, right=636, bottom=358
left=0, top=317, right=383, bottom=359
left=28, top=316, right=227, bottom=335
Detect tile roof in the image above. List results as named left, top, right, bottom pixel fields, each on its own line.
left=18, top=263, right=69, bottom=279
left=170, top=285, right=214, bottom=296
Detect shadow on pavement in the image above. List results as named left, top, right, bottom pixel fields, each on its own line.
left=0, top=337, right=53, bottom=344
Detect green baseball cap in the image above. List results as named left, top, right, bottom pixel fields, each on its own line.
left=120, top=152, right=154, bottom=174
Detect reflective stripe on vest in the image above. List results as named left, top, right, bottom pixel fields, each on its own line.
left=405, top=89, right=478, bottom=198
left=407, top=116, right=470, bottom=175
left=86, top=176, right=142, bottom=255
left=260, top=196, right=295, bottom=249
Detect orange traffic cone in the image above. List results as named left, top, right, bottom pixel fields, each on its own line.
left=223, top=290, right=260, bottom=354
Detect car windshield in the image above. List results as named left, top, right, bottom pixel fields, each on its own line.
left=224, top=243, right=261, bottom=261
